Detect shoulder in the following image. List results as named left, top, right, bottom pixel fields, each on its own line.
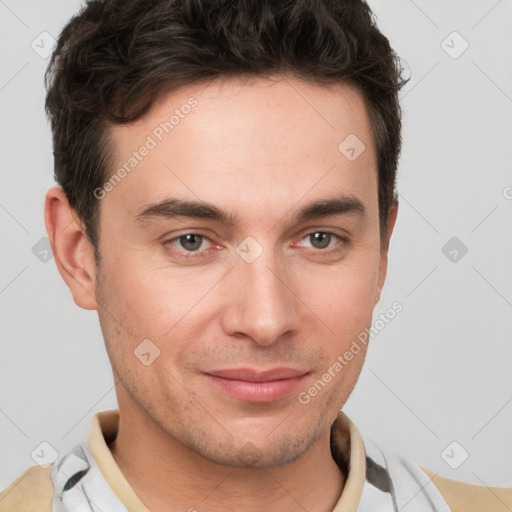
left=422, top=466, right=512, bottom=512
left=0, top=464, right=54, bottom=512
left=359, top=436, right=512, bottom=512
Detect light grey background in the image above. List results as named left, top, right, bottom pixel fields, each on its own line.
left=1, top=0, right=511, bottom=492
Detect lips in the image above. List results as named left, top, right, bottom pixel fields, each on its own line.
left=203, top=368, right=309, bottom=402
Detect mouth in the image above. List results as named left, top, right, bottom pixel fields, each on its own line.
left=202, top=368, right=310, bottom=403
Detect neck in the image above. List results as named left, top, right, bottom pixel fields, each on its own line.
left=108, top=405, right=346, bottom=512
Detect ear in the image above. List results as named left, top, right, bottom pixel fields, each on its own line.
left=44, top=186, right=98, bottom=310
left=375, top=199, right=398, bottom=305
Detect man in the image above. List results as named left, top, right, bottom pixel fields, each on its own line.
left=1, top=0, right=510, bottom=510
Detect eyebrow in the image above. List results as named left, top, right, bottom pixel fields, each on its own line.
left=134, top=193, right=366, bottom=226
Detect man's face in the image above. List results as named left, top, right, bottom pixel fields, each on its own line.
left=93, top=75, right=392, bottom=467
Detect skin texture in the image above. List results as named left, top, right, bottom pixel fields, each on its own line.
left=45, top=75, right=398, bottom=512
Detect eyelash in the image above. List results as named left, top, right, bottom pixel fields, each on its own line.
left=162, top=231, right=348, bottom=260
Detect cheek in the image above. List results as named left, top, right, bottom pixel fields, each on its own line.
left=104, top=252, right=222, bottom=342
left=296, top=253, right=380, bottom=335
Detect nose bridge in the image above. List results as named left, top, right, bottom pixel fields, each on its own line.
left=223, top=241, right=299, bottom=346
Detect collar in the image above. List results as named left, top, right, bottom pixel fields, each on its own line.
left=85, top=408, right=366, bottom=511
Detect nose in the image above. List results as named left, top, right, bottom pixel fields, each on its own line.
left=221, top=246, right=301, bottom=347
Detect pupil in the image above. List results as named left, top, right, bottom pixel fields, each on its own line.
left=181, top=234, right=202, bottom=251
left=312, top=232, right=330, bottom=249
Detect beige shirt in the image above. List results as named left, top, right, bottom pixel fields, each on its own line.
left=1, top=409, right=511, bottom=511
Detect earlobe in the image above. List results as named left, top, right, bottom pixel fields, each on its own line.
left=375, top=200, right=399, bottom=305
left=44, top=186, right=99, bottom=310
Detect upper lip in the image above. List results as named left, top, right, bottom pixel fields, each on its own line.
left=204, top=368, right=309, bottom=382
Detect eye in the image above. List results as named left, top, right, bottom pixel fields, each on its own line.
left=305, top=232, right=334, bottom=249
left=298, top=231, right=347, bottom=253
left=164, top=233, right=213, bottom=254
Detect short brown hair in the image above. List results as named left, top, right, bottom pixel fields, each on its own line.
left=45, top=0, right=407, bottom=262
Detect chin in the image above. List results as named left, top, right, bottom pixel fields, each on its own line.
left=185, top=419, right=325, bottom=469
left=202, top=438, right=310, bottom=468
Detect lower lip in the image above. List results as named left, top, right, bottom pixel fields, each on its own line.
left=203, top=374, right=308, bottom=402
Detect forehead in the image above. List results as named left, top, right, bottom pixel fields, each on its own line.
left=104, top=75, right=378, bottom=225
